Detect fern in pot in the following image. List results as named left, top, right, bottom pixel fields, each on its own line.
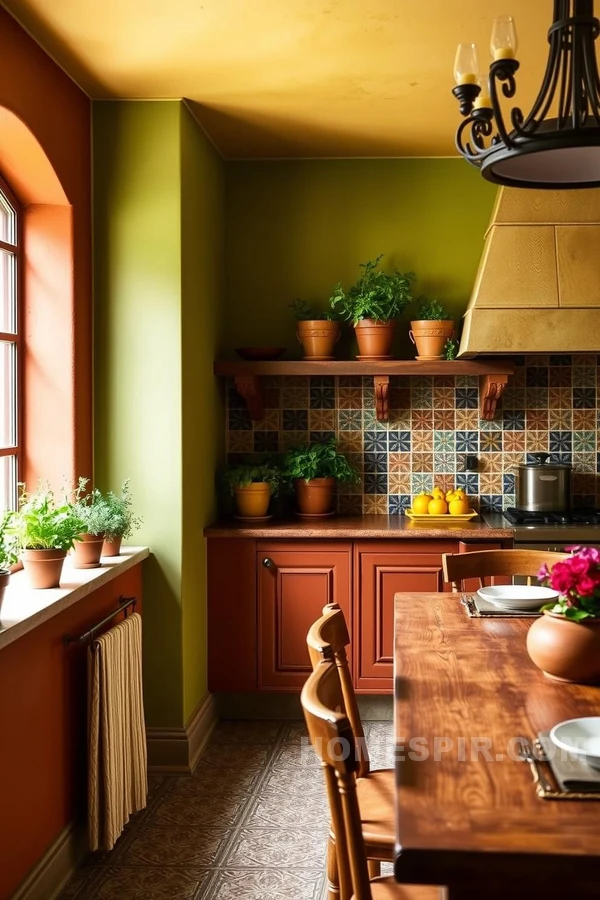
left=0, top=510, right=18, bottom=616
left=69, top=478, right=113, bottom=569
left=11, top=483, right=85, bottom=589
left=283, top=439, right=360, bottom=517
left=100, top=479, right=142, bottom=557
left=290, top=299, right=341, bottom=361
left=224, top=464, right=281, bottom=520
left=330, top=255, right=414, bottom=359
left=409, top=297, right=455, bottom=360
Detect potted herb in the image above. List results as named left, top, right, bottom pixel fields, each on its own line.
left=11, top=483, right=85, bottom=589
left=329, top=255, right=414, bottom=359
left=290, top=299, right=341, bottom=360
left=69, top=478, right=111, bottom=569
left=0, top=510, right=17, bottom=616
left=100, top=479, right=142, bottom=557
left=283, top=439, right=360, bottom=517
left=527, top=547, right=600, bottom=683
left=409, top=297, right=455, bottom=360
left=224, top=464, right=281, bottom=520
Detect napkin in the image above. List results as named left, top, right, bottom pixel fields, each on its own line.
left=538, top=731, right=600, bottom=793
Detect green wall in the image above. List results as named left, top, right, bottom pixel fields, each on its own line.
left=224, top=159, right=497, bottom=358
left=94, top=101, right=224, bottom=728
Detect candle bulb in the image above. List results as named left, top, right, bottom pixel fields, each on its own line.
left=473, top=76, right=492, bottom=110
left=490, top=15, right=518, bottom=61
left=454, top=43, right=480, bottom=85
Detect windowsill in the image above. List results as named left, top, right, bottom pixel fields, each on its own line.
left=0, top=546, right=150, bottom=651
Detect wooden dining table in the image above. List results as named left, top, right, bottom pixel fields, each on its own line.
left=393, top=592, right=600, bottom=900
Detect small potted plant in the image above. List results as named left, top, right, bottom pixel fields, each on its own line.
left=69, top=478, right=111, bottom=569
left=224, top=464, right=281, bottom=520
left=100, top=479, right=142, bottom=557
left=409, top=297, right=455, bottom=360
left=11, top=482, right=85, bottom=589
left=527, top=547, right=600, bottom=683
left=283, top=439, right=360, bottom=517
left=330, top=255, right=414, bottom=359
left=290, top=299, right=341, bottom=360
left=0, top=510, right=17, bottom=617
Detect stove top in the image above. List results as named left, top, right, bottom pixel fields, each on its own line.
left=503, top=508, right=600, bottom=526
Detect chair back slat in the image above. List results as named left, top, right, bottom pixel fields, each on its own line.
left=301, top=660, right=373, bottom=900
left=442, top=548, right=571, bottom=592
left=306, top=603, right=370, bottom=777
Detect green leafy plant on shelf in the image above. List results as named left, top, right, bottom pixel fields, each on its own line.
left=283, top=439, right=360, bottom=484
left=329, top=255, right=415, bottom=325
left=70, top=477, right=114, bottom=536
left=11, top=482, right=85, bottom=551
left=0, top=510, right=18, bottom=573
left=414, top=296, right=450, bottom=321
left=289, top=299, right=340, bottom=322
left=223, top=464, right=281, bottom=497
left=444, top=338, right=459, bottom=360
left=99, top=479, right=142, bottom=543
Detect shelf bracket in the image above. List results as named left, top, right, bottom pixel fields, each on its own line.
left=234, top=375, right=264, bottom=421
left=373, top=375, right=390, bottom=422
left=480, top=374, right=508, bottom=420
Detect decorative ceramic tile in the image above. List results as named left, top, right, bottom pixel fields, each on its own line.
left=94, top=868, right=208, bottom=900
left=433, top=409, right=455, bottom=430
left=411, top=409, right=434, bottom=430
left=282, top=387, right=309, bottom=409
left=363, top=494, right=389, bottom=513
left=412, top=452, right=433, bottom=472
left=412, top=430, right=433, bottom=452
left=388, top=472, right=411, bottom=494
left=388, top=452, right=411, bottom=473
left=434, top=453, right=456, bottom=474
left=337, top=387, right=362, bottom=409
left=503, top=431, right=525, bottom=452
left=338, top=409, right=362, bottom=430
left=433, top=387, right=455, bottom=409
left=309, top=409, right=336, bottom=431
left=207, top=870, right=325, bottom=900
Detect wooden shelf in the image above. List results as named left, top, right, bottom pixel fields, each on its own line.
left=214, top=358, right=514, bottom=422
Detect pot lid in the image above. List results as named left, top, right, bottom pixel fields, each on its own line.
left=518, top=453, right=572, bottom=470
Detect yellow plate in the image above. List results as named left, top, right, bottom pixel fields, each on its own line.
left=405, top=509, right=478, bottom=522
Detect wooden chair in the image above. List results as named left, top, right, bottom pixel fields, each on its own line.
left=301, top=657, right=443, bottom=900
left=307, top=604, right=395, bottom=898
left=442, top=548, right=571, bottom=592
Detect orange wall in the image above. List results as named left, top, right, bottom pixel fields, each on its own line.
left=0, top=6, right=92, bottom=484
left=0, top=566, right=143, bottom=899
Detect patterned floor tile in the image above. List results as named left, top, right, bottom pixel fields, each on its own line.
left=222, top=827, right=327, bottom=868
left=244, top=787, right=328, bottom=829
left=204, top=868, right=325, bottom=900
left=118, top=823, right=231, bottom=868
left=93, top=867, right=208, bottom=899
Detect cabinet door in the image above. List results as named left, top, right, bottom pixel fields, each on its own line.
left=258, top=542, right=352, bottom=690
left=355, top=541, right=457, bottom=693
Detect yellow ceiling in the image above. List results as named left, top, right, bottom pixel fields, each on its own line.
left=1, top=0, right=573, bottom=158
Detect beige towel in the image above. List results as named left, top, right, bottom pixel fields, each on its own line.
left=88, top=612, right=147, bottom=851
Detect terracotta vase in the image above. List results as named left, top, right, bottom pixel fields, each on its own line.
left=22, top=548, right=67, bottom=589
left=409, top=320, right=455, bottom=360
left=526, top=611, right=600, bottom=683
left=294, top=477, right=336, bottom=516
left=354, top=319, right=396, bottom=359
left=297, top=320, right=341, bottom=360
left=234, top=483, right=271, bottom=518
left=71, top=532, right=105, bottom=569
left=102, top=536, right=123, bottom=557
left=0, top=570, right=9, bottom=620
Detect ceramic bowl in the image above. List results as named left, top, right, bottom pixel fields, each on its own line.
left=549, top=717, right=600, bottom=769
left=477, top=585, right=558, bottom=611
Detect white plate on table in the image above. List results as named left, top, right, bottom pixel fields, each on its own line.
left=476, top=585, right=559, bottom=611
left=550, top=718, right=600, bottom=770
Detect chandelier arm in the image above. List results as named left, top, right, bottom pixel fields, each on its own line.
left=455, top=114, right=494, bottom=162
left=572, top=16, right=586, bottom=128
left=557, top=28, right=572, bottom=128
left=582, top=26, right=600, bottom=124
left=511, top=34, right=563, bottom=136
left=489, top=61, right=518, bottom=149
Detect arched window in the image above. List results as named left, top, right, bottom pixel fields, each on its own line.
left=0, top=177, right=19, bottom=509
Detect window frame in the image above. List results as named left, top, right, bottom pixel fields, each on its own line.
left=0, top=173, right=22, bottom=509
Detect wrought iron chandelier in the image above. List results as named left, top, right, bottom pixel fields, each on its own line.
left=452, top=1, right=600, bottom=188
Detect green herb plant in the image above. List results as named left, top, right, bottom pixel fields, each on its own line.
left=289, top=299, right=339, bottom=322
left=283, top=439, right=360, bottom=484
left=70, top=477, right=114, bottom=536
left=444, top=338, right=458, bottom=360
left=11, top=482, right=85, bottom=552
left=329, top=255, right=415, bottom=326
left=98, top=479, right=142, bottom=543
left=0, top=509, right=18, bottom=572
left=414, top=297, right=450, bottom=321
left=224, top=464, right=281, bottom=497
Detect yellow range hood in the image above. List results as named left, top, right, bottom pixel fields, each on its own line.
left=458, top=187, right=600, bottom=357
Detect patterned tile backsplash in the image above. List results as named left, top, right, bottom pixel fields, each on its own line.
left=225, top=355, right=600, bottom=515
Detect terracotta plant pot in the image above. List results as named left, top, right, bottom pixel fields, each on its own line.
left=354, top=319, right=396, bottom=359
left=296, top=320, right=341, bottom=360
left=233, top=483, right=271, bottom=518
left=0, top=570, right=9, bottom=620
left=409, top=320, right=455, bottom=360
left=71, top=532, right=105, bottom=569
left=294, top=477, right=336, bottom=516
left=21, top=548, right=67, bottom=589
left=102, top=536, right=123, bottom=557
left=526, top=611, right=600, bottom=683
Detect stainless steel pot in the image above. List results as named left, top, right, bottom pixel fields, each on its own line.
left=516, top=453, right=571, bottom=512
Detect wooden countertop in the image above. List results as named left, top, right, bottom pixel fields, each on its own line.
left=204, top=515, right=514, bottom=540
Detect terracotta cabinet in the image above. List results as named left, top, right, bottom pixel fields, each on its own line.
left=258, top=541, right=352, bottom=689
left=354, top=541, right=458, bottom=692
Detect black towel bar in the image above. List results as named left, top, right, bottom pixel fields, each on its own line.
left=63, top=596, right=137, bottom=646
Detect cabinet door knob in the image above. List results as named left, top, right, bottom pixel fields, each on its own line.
left=262, top=557, right=275, bottom=569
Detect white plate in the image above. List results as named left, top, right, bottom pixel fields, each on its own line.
left=549, top=718, right=600, bottom=770
left=476, top=585, right=559, bottom=610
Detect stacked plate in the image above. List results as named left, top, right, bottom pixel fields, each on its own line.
left=476, top=585, right=559, bottom=612
left=550, top=718, right=600, bottom=770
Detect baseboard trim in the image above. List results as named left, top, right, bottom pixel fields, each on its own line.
left=146, top=692, right=217, bottom=773
left=11, top=819, right=87, bottom=900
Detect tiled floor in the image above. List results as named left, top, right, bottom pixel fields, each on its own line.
left=58, top=720, right=394, bottom=899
